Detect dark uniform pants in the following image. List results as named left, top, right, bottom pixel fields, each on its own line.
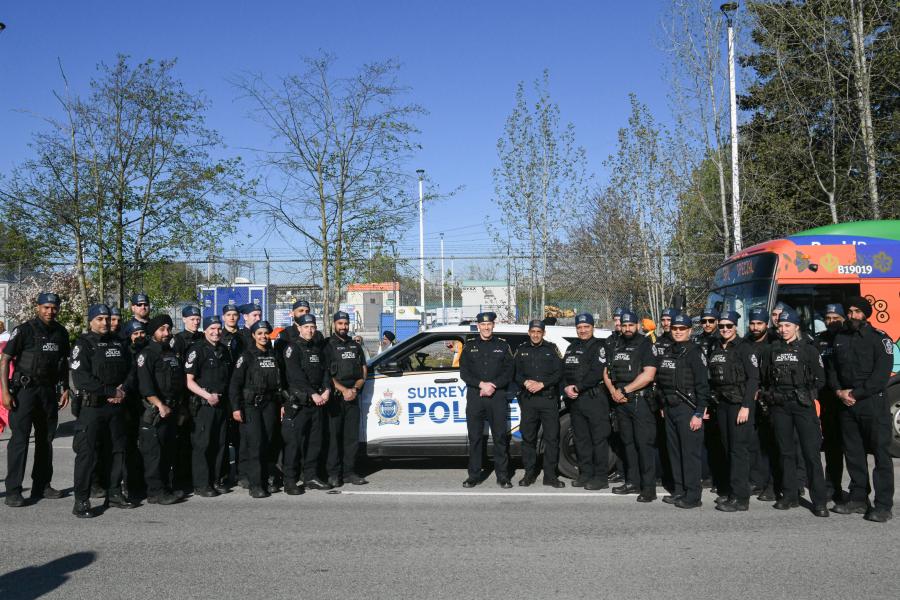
left=519, top=395, right=559, bottom=479
left=717, top=402, right=753, bottom=501
left=749, top=401, right=773, bottom=491
left=702, top=404, right=728, bottom=492
left=174, top=405, right=193, bottom=488
left=123, top=400, right=145, bottom=496
left=465, top=392, right=510, bottom=480
left=615, top=394, right=655, bottom=491
left=326, top=397, right=360, bottom=478
left=139, top=414, right=177, bottom=496
left=242, top=401, right=279, bottom=489
left=5, top=385, right=59, bottom=495
left=570, top=392, right=611, bottom=483
left=73, top=403, right=127, bottom=502
left=819, top=390, right=845, bottom=499
left=282, top=403, right=324, bottom=483
left=191, top=403, right=228, bottom=490
left=840, top=391, right=895, bottom=511
left=771, top=399, right=827, bottom=506
left=665, top=403, right=703, bottom=503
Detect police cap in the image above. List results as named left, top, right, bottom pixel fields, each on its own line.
left=701, top=308, right=719, bottom=320
left=298, top=314, right=316, bottom=326
left=661, top=307, right=676, bottom=318
left=613, top=307, right=624, bottom=318
left=250, top=320, right=272, bottom=333
left=123, top=321, right=145, bottom=336
left=88, top=303, right=110, bottom=321
left=671, top=313, right=692, bottom=328
left=528, top=319, right=546, bottom=331
left=718, top=310, right=740, bottom=324
left=620, top=310, right=638, bottom=325
left=748, top=308, right=768, bottom=323
left=182, top=305, right=201, bottom=318
left=824, top=303, right=845, bottom=318
left=109, top=306, right=121, bottom=316
left=778, top=307, right=801, bottom=325
left=130, top=293, right=150, bottom=305
left=222, top=303, right=239, bottom=315
left=292, top=299, right=310, bottom=310
left=37, top=292, right=61, bottom=306
left=203, top=316, right=222, bottom=329
left=574, top=313, right=594, bottom=326
left=333, top=311, right=350, bottom=323
left=476, top=312, right=496, bottom=323
left=239, top=303, right=262, bottom=315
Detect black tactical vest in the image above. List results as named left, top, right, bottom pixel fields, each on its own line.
left=563, top=337, right=600, bottom=387
left=328, top=336, right=364, bottom=387
left=148, top=344, right=185, bottom=401
left=243, top=350, right=281, bottom=397
left=188, top=342, right=231, bottom=394
left=609, top=335, right=645, bottom=385
left=287, top=340, right=327, bottom=392
left=15, top=320, right=67, bottom=382
left=708, top=341, right=746, bottom=403
left=766, top=341, right=808, bottom=401
left=655, top=343, right=696, bottom=404
left=83, top=334, right=130, bottom=389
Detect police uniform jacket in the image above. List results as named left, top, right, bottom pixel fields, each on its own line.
left=759, top=337, right=824, bottom=404
left=693, top=330, right=719, bottom=358
left=514, top=339, right=563, bottom=400
left=324, top=334, right=366, bottom=390
left=459, top=335, right=513, bottom=397
left=707, top=336, right=759, bottom=408
left=2, top=318, right=70, bottom=387
left=285, top=336, right=329, bottom=400
left=655, top=341, right=710, bottom=413
left=606, top=334, right=656, bottom=389
left=654, top=331, right=675, bottom=354
left=228, top=345, right=281, bottom=409
left=136, top=339, right=185, bottom=404
left=184, top=339, right=233, bottom=407
left=827, top=322, right=893, bottom=400
left=220, top=327, right=244, bottom=362
left=70, top=331, right=131, bottom=402
left=171, top=329, right=202, bottom=359
left=562, top=336, right=607, bottom=396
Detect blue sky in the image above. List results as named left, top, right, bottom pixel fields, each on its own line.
left=0, top=1, right=697, bottom=265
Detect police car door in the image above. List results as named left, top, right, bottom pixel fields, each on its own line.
left=360, top=334, right=469, bottom=451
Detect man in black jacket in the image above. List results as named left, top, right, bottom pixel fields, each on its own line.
left=514, top=320, right=564, bottom=488
left=460, top=312, right=513, bottom=488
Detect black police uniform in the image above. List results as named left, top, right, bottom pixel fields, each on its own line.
left=814, top=328, right=845, bottom=500
left=323, top=333, right=367, bottom=482
left=564, top=334, right=611, bottom=488
left=513, top=339, right=563, bottom=483
left=656, top=341, right=710, bottom=506
left=221, top=326, right=245, bottom=362
left=171, top=329, right=201, bottom=489
left=828, top=322, right=894, bottom=514
left=229, top=345, right=282, bottom=494
left=70, top=330, right=132, bottom=505
left=693, top=330, right=719, bottom=358
left=184, top=339, right=232, bottom=493
left=123, top=336, right=147, bottom=498
left=459, top=334, right=514, bottom=484
left=708, top=336, right=759, bottom=505
left=3, top=318, right=70, bottom=498
left=759, top=337, right=828, bottom=510
left=282, top=336, right=329, bottom=488
left=607, top=334, right=657, bottom=494
left=171, top=329, right=202, bottom=358
left=694, top=330, right=727, bottom=494
left=136, top=339, right=186, bottom=501
left=219, top=325, right=244, bottom=484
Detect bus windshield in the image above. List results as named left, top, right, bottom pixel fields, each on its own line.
left=707, top=253, right=777, bottom=336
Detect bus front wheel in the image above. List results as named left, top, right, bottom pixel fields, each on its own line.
left=889, top=383, right=900, bottom=458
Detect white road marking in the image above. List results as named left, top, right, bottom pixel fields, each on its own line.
left=334, top=490, right=634, bottom=497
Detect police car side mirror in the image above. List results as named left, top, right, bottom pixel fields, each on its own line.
left=376, top=361, right=403, bottom=376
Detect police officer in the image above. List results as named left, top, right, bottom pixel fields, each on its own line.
left=109, top=306, right=123, bottom=335
left=324, top=311, right=368, bottom=487
left=759, top=306, right=829, bottom=517
left=219, top=303, right=243, bottom=487
left=604, top=310, right=658, bottom=500
left=238, top=303, right=263, bottom=351
left=746, top=307, right=776, bottom=501
left=815, top=303, right=847, bottom=502
left=2, top=292, right=70, bottom=507
left=220, top=303, right=244, bottom=360
left=514, top=319, right=564, bottom=488
left=693, top=309, right=720, bottom=358
left=122, top=293, right=151, bottom=340
left=275, top=300, right=326, bottom=362
left=656, top=313, right=709, bottom=509
left=229, top=320, right=282, bottom=498
left=171, top=305, right=203, bottom=357
left=185, top=316, right=232, bottom=497
left=655, top=307, right=677, bottom=353
left=459, top=312, right=514, bottom=488
left=136, top=314, right=186, bottom=506
left=828, top=297, right=894, bottom=523
left=70, top=304, right=135, bottom=517
left=121, top=320, right=147, bottom=499
left=282, top=314, right=331, bottom=494
left=708, top=311, right=759, bottom=512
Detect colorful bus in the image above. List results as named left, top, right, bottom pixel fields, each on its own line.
left=705, top=220, right=900, bottom=456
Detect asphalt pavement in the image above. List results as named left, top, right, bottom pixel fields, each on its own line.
left=1, top=413, right=898, bottom=600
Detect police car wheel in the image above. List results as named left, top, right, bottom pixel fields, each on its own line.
left=557, top=413, right=578, bottom=479
left=889, top=384, right=900, bottom=458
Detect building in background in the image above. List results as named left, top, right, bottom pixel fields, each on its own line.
left=460, top=279, right=516, bottom=322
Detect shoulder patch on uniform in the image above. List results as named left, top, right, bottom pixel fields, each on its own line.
left=137, top=354, right=145, bottom=367
left=599, top=346, right=606, bottom=360
left=187, top=350, right=197, bottom=363
left=71, top=345, right=80, bottom=359
left=236, top=356, right=244, bottom=368
left=9, top=327, right=18, bottom=340
left=700, top=352, right=707, bottom=366
left=883, top=338, right=894, bottom=355
left=651, top=345, right=659, bottom=357
left=71, top=360, right=81, bottom=370
left=750, top=354, right=758, bottom=368
left=285, top=345, right=292, bottom=358
left=818, top=354, right=824, bottom=367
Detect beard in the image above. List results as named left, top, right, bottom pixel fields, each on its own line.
left=847, top=317, right=864, bottom=331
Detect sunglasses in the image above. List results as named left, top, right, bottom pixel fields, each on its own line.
left=670, top=325, right=690, bottom=331
left=701, top=318, right=716, bottom=323
left=134, top=303, right=149, bottom=307
left=718, top=323, right=735, bottom=330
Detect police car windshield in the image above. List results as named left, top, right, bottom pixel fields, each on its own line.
left=707, top=279, right=771, bottom=337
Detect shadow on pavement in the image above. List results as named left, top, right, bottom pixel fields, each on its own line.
left=0, top=551, right=96, bottom=600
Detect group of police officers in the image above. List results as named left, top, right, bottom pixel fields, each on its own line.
left=0, top=291, right=894, bottom=523
left=459, top=297, right=894, bottom=522
left=1, top=293, right=367, bottom=518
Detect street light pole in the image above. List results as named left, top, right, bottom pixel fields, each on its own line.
left=721, top=2, right=742, bottom=252
left=440, top=233, right=445, bottom=325
left=416, top=169, right=425, bottom=330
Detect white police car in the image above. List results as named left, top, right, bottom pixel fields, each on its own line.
left=360, top=323, right=611, bottom=478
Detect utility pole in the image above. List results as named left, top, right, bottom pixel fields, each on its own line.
left=440, top=233, right=446, bottom=325
left=721, top=2, right=742, bottom=252
left=417, top=169, right=425, bottom=330
left=450, top=259, right=455, bottom=309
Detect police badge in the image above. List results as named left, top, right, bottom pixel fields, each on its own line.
left=374, top=389, right=401, bottom=426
